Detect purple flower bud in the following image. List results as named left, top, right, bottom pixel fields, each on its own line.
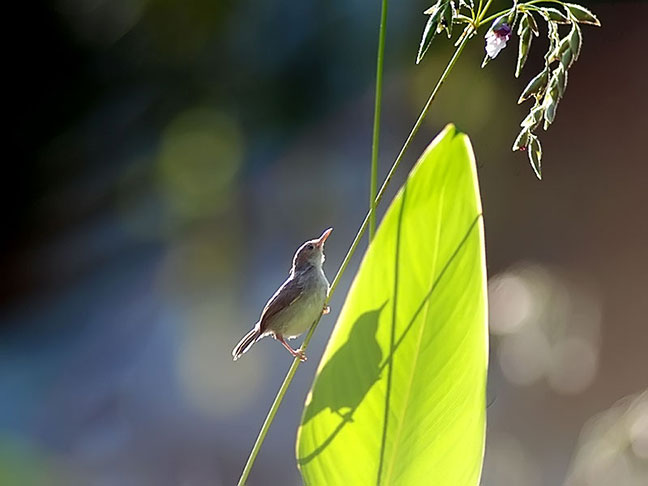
left=485, top=21, right=512, bottom=59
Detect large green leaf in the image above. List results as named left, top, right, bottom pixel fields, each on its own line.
left=296, top=125, right=488, bottom=486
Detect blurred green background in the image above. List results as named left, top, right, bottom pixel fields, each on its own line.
left=2, top=1, right=646, bottom=485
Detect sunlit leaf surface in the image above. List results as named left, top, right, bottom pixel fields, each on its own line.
left=297, top=124, right=488, bottom=486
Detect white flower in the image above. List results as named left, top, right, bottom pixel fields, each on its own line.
left=485, top=23, right=512, bottom=59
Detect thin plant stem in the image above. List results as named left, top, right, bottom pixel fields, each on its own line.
left=235, top=31, right=474, bottom=486
left=370, top=0, right=389, bottom=241
left=527, top=0, right=567, bottom=6
left=478, top=0, right=495, bottom=22
left=368, top=33, right=472, bottom=229
left=480, top=9, right=510, bottom=26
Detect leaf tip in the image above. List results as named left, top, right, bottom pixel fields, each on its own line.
left=442, top=123, right=460, bottom=140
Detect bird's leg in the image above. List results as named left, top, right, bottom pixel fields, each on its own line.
left=322, top=305, right=330, bottom=315
left=276, top=335, right=307, bottom=361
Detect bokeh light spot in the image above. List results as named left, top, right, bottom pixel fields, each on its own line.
left=548, top=337, right=598, bottom=395
left=176, top=302, right=265, bottom=419
left=489, top=273, right=534, bottom=334
left=498, top=325, right=551, bottom=385
left=482, top=432, right=542, bottom=486
left=157, top=107, right=243, bottom=222
left=489, top=262, right=602, bottom=394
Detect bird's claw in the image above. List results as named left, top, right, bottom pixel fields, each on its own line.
left=276, top=335, right=308, bottom=361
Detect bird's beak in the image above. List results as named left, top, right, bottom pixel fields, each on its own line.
left=315, top=227, right=333, bottom=247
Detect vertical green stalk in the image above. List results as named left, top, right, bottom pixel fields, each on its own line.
left=369, top=0, right=389, bottom=241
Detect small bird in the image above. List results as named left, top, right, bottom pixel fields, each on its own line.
left=232, top=228, right=332, bottom=362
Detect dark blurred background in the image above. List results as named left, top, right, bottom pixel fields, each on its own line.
left=1, top=1, right=647, bottom=485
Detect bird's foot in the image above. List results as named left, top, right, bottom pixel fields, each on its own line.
left=277, top=335, right=308, bottom=362
left=322, top=305, right=330, bottom=315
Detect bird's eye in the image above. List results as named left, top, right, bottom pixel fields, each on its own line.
left=307, top=244, right=314, bottom=250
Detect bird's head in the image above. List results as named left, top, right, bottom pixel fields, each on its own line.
left=293, top=228, right=332, bottom=271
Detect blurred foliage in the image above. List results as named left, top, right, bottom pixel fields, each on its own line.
left=156, top=107, right=243, bottom=222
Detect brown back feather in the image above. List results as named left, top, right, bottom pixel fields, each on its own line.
left=259, top=276, right=305, bottom=333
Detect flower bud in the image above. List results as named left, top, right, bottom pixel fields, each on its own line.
left=484, top=17, right=512, bottom=60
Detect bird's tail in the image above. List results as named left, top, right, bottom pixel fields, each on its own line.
left=232, top=325, right=262, bottom=361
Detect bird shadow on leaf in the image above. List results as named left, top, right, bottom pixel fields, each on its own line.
left=298, top=303, right=386, bottom=465
left=301, top=304, right=387, bottom=424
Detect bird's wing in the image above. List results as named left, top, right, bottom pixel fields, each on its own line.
left=259, top=276, right=305, bottom=332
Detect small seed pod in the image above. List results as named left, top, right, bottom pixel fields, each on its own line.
left=512, top=129, right=531, bottom=151
left=521, top=104, right=545, bottom=130
left=561, top=48, right=574, bottom=70
left=542, top=78, right=561, bottom=128
left=525, top=11, right=540, bottom=36
left=542, top=7, right=570, bottom=24
left=527, top=134, right=543, bottom=179
left=516, top=19, right=533, bottom=78
left=569, top=24, right=582, bottom=61
left=566, top=3, right=601, bottom=26
left=555, top=66, right=568, bottom=97
left=518, top=69, right=549, bottom=103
